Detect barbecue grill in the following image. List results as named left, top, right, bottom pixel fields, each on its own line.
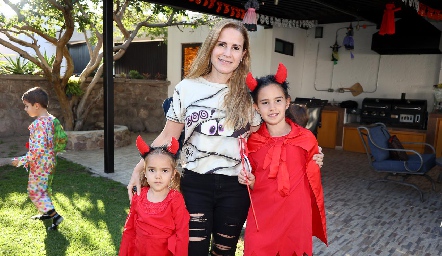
left=360, top=97, right=427, bottom=130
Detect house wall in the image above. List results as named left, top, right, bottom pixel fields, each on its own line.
left=167, top=22, right=442, bottom=112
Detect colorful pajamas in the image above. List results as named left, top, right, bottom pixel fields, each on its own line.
left=15, top=116, right=56, bottom=213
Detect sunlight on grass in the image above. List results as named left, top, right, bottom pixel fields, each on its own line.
left=0, top=160, right=128, bottom=255
left=0, top=159, right=246, bottom=255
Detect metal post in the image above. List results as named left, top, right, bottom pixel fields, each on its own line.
left=103, top=0, right=114, bottom=173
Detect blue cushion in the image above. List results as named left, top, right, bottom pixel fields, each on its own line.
left=372, top=153, right=436, bottom=173
left=367, top=126, right=390, bottom=161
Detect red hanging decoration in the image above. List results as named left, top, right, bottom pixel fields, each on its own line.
left=243, top=0, right=259, bottom=31
left=379, top=3, right=401, bottom=35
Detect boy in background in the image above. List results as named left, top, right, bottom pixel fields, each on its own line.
left=12, top=87, right=64, bottom=230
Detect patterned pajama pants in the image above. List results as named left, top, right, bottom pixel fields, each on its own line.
left=27, top=164, right=55, bottom=214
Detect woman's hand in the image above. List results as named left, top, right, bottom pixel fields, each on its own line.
left=238, top=169, right=255, bottom=190
left=313, top=146, right=324, bottom=168
left=127, top=158, right=144, bottom=202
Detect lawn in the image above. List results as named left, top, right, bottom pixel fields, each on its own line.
left=0, top=158, right=128, bottom=256
left=0, top=158, right=245, bottom=256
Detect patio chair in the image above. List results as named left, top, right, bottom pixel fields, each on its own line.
left=357, top=123, right=437, bottom=202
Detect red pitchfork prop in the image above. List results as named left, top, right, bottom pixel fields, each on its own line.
left=238, top=136, right=259, bottom=231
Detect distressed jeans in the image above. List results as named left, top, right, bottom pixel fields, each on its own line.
left=181, top=169, right=250, bottom=256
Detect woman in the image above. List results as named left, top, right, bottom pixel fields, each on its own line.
left=127, top=19, right=323, bottom=256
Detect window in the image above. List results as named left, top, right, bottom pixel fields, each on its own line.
left=275, top=39, right=294, bottom=56
left=181, top=43, right=202, bottom=79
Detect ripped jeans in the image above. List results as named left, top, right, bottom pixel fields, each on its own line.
left=181, top=169, right=250, bottom=256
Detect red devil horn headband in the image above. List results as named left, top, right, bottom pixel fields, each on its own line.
left=136, top=135, right=150, bottom=158
left=246, top=63, right=287, bottom=92
left=166, top=137, right=179, bottom=155
left=246, top=72, right=257, bottom=92
left=136, top=135, right=179, bottom=158
left=274, top=63, right=287, bottom=84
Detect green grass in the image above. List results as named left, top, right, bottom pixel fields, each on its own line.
left=0, top=158, right=129, bottom=256
left=0, top=158, right=245, bottom=256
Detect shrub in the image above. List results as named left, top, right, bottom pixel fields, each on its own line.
left=66, top=76, right=83, bottom=97
left=128, top=70, right=144, bottom=79
left=0, top=54, right=36, bottom=75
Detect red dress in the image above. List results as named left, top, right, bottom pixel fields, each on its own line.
left=119, top=187, right=190, bottom=256
left=244, top=119, right=327, bottom=256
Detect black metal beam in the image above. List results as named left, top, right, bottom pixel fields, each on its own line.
left=103, top=0, right=114, bottom=173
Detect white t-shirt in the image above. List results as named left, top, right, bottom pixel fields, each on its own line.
left=166, top=77, right=261, bottom=176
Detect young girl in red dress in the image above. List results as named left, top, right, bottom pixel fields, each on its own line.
left=119, top=136, right=190, bottom=256
left=238, top=63, right=328, bottom=256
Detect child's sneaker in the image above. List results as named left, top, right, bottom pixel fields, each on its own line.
left=47, top=214, right=64, bottom=231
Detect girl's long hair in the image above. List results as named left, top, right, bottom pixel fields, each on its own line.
left=186, top=19, right=253, bottom=129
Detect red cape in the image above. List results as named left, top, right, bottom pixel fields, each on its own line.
left=247, top=119, right=328, bottom=246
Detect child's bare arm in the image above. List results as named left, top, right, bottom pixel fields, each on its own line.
left=11, top=159, right=19, bottom=167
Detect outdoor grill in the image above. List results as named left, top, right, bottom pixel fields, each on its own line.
left=360, top=97, right=428, bottom=130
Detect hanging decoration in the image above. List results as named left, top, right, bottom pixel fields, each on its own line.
left=186, top=0, right=317, bottom=29
left=243, top=0, right=259, bottom=31
left=258, top=15, right=317, bottom=29
left=418, top=2, right=442, bottom=20
left=330, top=41, right=341, bottom=65
left=400, top=0, right=442, bottom=21
left=379, top=3, right=401, bottom=35
left=401, top=0, right=419, bottom=12
left=187, top=0, right=246, bottom=19
left=343, top=23, right=354, bottom=59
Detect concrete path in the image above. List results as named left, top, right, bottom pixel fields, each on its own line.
left=59, top=132, right=159, bottom=186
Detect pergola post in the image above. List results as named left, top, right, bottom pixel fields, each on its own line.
left=103, top=0, right=114, bottom=173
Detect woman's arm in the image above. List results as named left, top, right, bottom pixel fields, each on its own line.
left=127, top=120, right=184, bottom=201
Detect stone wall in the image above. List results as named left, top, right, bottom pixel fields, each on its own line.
left=0, top=75, right=169, bottom=137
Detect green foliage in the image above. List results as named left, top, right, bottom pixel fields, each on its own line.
left=0, top=51, right=57, bottom=75
left=0, top=54, right=36, bottom=75
left=66, top=76, right=83, bottom=96
left=42, top=51, right=55, bottom=67
left=128, top=70, right=144, bottom=79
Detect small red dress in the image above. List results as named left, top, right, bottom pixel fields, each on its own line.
left=119, top=187, right=190, bottom=256
left=244, top=119, right=327, bottom=256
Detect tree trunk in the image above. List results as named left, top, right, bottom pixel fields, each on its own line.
left=52, top=78, right=75, bottom=131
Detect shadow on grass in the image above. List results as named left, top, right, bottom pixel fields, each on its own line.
left=0, top=158, right=129, bottom=255
left=45, top=227, right=70, bottom=256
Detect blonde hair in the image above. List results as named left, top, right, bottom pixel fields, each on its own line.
left=186, top=19, right=254, bottom=129
left=140, top=149, right=182, bottom=192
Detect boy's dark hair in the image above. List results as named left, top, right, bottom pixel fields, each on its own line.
left=22, top=87, right=49, bottom=109
left=286, top=103, right=309, bottom=127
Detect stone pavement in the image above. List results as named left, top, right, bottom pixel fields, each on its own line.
left=59, top=132, right=159, bottom=186
left=11, top=132, right=441, bottom=255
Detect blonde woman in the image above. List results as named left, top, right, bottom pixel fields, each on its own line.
left=127, top=19, right=323, bottom=255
